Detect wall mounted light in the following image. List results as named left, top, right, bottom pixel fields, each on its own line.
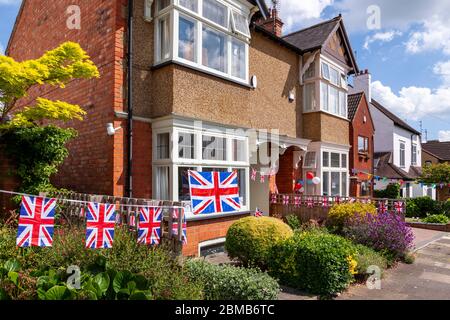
left=289, top=91, right=295, bottom=102
left=251, top=75, right=258, bottom=89
left=144, top=0, right=153, bottom=22
left=107, top=123, right=122, bottom=136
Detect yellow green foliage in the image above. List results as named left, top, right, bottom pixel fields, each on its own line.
left=225, top=216, right=293, bottom=268
left=0, top=41, right=99, bottom=125
left=328, top=202, right=377, bottom=229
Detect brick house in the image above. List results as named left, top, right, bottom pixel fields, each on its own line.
left=347, top=90, right=374, bottom=198
left=422, top=140, right=450, bottom=200
left=5, top=0, right=358, bottom=256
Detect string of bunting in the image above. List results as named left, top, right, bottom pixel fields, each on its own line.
left=1, top=190, right=187, bottom=250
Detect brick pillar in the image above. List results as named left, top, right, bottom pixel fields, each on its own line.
left=276, top=148, right=302, bottom=194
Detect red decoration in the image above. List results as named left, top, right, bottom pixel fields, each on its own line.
left=306, top=172, right=315, bottom=180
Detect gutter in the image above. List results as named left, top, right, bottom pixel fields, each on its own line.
left=127, top=0, right=134, bottom=198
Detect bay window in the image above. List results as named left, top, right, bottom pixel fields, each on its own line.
left=155, top=0, right=250, bottom=83
left=322, top=150, right=349, bottom=197
left=202, top=135, right=227, bottom=161
left=157, top=133, right=170, bottom=159
left=178, top=132, right=195, bottom=159
left=304, top=83, right=316, bottom=112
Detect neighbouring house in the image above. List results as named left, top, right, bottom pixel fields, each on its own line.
left=283, top=15, right=359, bottom=197
left=350, top=71, right=429, bottom=199
left=422, top=140, right=450, bottom=200
left=347, top=91, right=375, bottom=198
left=5, top=0, right=359, bottom=255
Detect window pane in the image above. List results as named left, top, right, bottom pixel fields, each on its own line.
left=330, top=68, right=340, bottom=86
left=202, top=26, right=227, bottom=73
left=331, top=153, right=340, bottom=168
left=304, top=62, right=315, bottom=80
left=178, top=167, right=195, bottom=201
left=342, top=154, right=347, bottom=168
left=178, top=16, right=196, bottom=62
left=342, top=172, right=347, bottom=197
left=156, top=167, right=170, bottom=200
left=232, top=11, right=250, bottom=36
left=329, top=86, right=338, bottom=114
left=233, top=139, right=246, bottom=162
left=159, top=16, right=171, bottom=60
left=179, top=0, right=197, bottom=12
left=304, top=152, right=316, bottom=168
left=321, top=82, right=329, bottom=111
left=304, top=83, right=316, bottom=112
left=358, top=136, right=365, bottom=152
left=157, top=133, right=170, bottom=159
left=235, top=169, right=246, bottom=206
left=323, top=151, right=329, bottom=167
left=202, top=135, right=227, bottom=161
left=203, top=0, right=227, bottom=27
left=331, top=172, right=340, bottom=196
left=323, top=172, right=330, bottom=196
left=400, top=142, right=405, bottom=167
left=341, top=74, right=347, bottom=89
left=339, top=91, right=346, bottom=117
left=231, top=39, right=246, bottom=79
left=157, top=0, right=170, bottom=11
left=178, top=132, right=195, bottom=159
left=321, top=62, right=329, bottom=79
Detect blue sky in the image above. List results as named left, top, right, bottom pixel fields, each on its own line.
left=0, top=0, right=449, bottom=141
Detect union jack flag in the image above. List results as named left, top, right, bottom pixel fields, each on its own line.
left=189, top=171, right=241, bottom=215
left=172, top=209, right=187, bottom=245
left=294, top=196, right=301, bottom=208
left=322, top=196, right=329, bottom=208
left=16, top=196, right=56, bottom=248
left=306, top=197, right=314, bottom=208
left=85, top=203, right=116, bottom=249
left=394, top=201, right=404, bottom=214
left=79, top=206, right=86, bottom=218
left=138, top=207, right=162, bottom=245
left=254, top=208, right=264, bottom=217
left=377, top=201, right=388, bottom=214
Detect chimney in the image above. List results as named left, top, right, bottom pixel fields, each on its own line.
left=256, top=1, right=284, bottom=37
left=353, top=69, right=372, bottom=103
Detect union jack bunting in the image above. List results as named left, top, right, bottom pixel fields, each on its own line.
left=294, top=196, right=301, bottom=208
left=85, top=203, right=116, bottom=249
left=260, top=174, right=266, bottom=183
left=172, top=209, right=187, bottom=245
left=254, top=208, right=264, bottom=218
left=283, top=195, right=290, bottom=205
left=377, top=201, right=388, bottom=214
left=79, top=207, right=86, bottom=218
left=138, top=207, right=162, bottom=245
left=189, top=170, right=241, bottom=215
left=128, top=212, right=137, bottom=228
left=322, top=197, right=329, bottom=208
left=16, top=196, right=56, bottom=248
left=349, top=198, right=356, bottom=203
left=394, top=201, right=404, bottom=214
left=271, top=193, right=278, bottom=204
left=306, top=197, right=314, bottom=208
left=251, top=168, right=257, bottom=181
left=335, top=196, right=341, bottom=205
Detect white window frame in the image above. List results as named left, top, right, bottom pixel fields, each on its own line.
left=399, top=140, right=406, bottom=168
left=154, top=0, right=250, bottom=84
left=303, top=151, right=317, bottom=168
left=411, top=143, right=417, bottom=166
left=321, top=149, right=349, bottom=197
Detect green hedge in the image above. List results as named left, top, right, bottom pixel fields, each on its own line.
left=406, top=197, right=442, bottom=218
left=184, top=259, right=280, bottom=300
left=225, top=217, right=293, bottom=268
left=374, top=183, right=400, bottom=199
left=422, top=214, right=449, bottom=224
left=268, top=230, right=356, bottom=296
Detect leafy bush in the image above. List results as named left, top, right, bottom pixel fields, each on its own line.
left=285, top=215, right=301, bottom=230
left=184, top=259, right=279, bottom=300
left=353, top=244, right=387, bottom=279
left=268, top=230, right=356, bottom=296
left=343, top=212, right=415, bottom=261
left=225, top=217, right=293, bottom=268
left=422, top=214, right=449, bottom=224
left=405, top=197, right=438, bottom=218
left=374, top=183, right=400, bottom=199
left=327, top=202, right=377, bottom=231
left=437, top=199, right=450, bottom=218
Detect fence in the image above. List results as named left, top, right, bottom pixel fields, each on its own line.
left=270, top=193, right=406, bottom=222
left=45, top=191, right=187, bottom=253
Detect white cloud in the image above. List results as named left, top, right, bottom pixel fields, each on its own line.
left=363, top=30, right=402, bottom=50
left=0, top=42, right=4, bottom=56
left=439, top=131, right=450, bottom=142
left=0, top=0, right=21, bottom=5
left=279, top=0, right=335, bottom=32
left=433, top=60, right=450, bottom=86
left=371, top=80, right=450, bottom=122
left=405, top=17, right=450, bottom=55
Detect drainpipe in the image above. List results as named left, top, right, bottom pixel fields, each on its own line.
left=127, top=0, right=134, bottom=198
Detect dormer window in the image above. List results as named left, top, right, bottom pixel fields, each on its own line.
left=154, top=0, right=250, bottom=83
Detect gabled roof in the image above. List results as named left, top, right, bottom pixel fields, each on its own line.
left=347, top=92, right=364, bottom=120
left=370, top=99, right=421, bottom=136
left=422, top=140, right=450, bottom=161
left=282, top=15, right=359, bottom=74
left=374, top=152, right=420, bottom=181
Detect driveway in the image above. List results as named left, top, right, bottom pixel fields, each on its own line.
left=338, top=229, right=450, bottom=300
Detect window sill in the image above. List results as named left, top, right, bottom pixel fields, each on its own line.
left=151, top=59, right=253, bottom=89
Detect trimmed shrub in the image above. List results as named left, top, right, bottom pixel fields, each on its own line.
left=343, top=212, right=415, bottom=261
left=225, top=217, right=293, bottom=268
left=373, top=183, right=400, bottom=199
left=353, top=244, right=387, bottom=279
left=184, top=259, right=279, bottom=300
left=406, top=197, right=438, bottom=218
left=327, top=202, right=377, bottom=231
left=268, top=230, right=357, bottom=296
left=422, top=214, right=449, bottom=224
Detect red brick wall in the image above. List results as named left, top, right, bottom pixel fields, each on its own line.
left=7, top=0, right=128, bottom=197
left=349, top=94, right=375, bottom=197
left=182, top=213, right=250, bottom=257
